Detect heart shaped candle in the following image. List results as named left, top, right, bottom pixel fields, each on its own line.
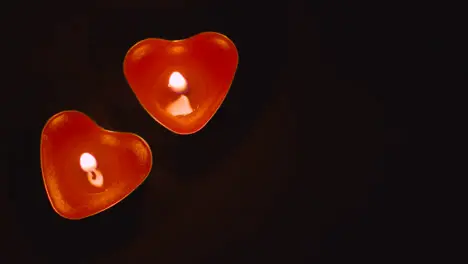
left=40, top=110, right=152, bottom=219
left=123, top=32, right=239, bottom=135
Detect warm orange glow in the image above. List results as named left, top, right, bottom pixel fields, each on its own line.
left=40, top=110, right=153, bottom=220
left=124, top=32, right=239, bottom=135
left=168, top=71, right=188, bottom=93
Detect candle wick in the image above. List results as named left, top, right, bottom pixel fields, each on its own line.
left=90, top=171, right=97, bottom=180
left=86, top=169, right=104, bottom=188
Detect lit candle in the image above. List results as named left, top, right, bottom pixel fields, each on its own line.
left=79, top=152, right=104, bottom=188
left=40, top=110, right=152, bottom=220
left=124, top=31, right=239, bottom=135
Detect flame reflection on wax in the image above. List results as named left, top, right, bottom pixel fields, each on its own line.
left=80, top=152, right=104, bottom=188
left=166, top=95, right=194, bottom=116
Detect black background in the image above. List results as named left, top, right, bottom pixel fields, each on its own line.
left=0, top=1, right=407, bottom=263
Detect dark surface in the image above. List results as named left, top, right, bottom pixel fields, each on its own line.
left=0, top=2, right=399, bottom=264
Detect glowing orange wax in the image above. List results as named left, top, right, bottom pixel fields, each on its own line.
left=40, top=110, right=152, bottom=220
left=124, top=32, right=239, bottom=135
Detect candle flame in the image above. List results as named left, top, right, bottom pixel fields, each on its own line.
left=80, top=153, right=97, bottom=172
left=168, top=71, right=187, bottom=93
left=80, top=152, right=104, bottom=188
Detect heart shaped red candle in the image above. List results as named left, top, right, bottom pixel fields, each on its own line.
left=123, top=32, right=239, bottom=135
left=40, top=110, right=152, bottom=220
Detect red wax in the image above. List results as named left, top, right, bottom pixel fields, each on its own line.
left=40, top=110, right=152, bottom=220
left=123, top=32, right=239, bottom=135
